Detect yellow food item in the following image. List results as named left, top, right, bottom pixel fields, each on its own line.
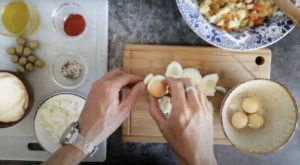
left=2, top=1, right=29, bottom=34
left=6, top=47, right=15, bottom=55
left=16, top=45, right=24, bottom=54
left=19, top=57, right=28, bottom=66
left=16, top=65, right=25, bottom=73
left=231, top=111, right=248, bottom=129
left=23, top=47, right=32, bottom=56
left=248, top=113, right=264, bottom=129
left=242, top=97, right=259, bottom=113
left=16, top=37, right=26, bottom=46
left=29, top=41, right=39, bottom=49
left=35, top=60, right=44, bottom=68
left=149, top=81, right=167, bottom=98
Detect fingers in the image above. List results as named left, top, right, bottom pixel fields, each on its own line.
left=196, top=86, right=210, bottom=113
left=112, top=73, right=144, bottom=89
left=161, top=78, right=186, bottom=106
left=102, top=69, right=123, bottom=80
left=120, top=82, right=145, bottom=112
left=177, top=78, right=200, bottom=105
left=149, top=94, right=167, bottom=125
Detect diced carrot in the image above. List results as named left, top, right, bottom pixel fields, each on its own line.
left=254, top=5, right=266, bottom=13
left=249, top=13, right=259, bottom=21
left=208, top=10, right=215, bottom=16
left=218, top=25, right=225, bottom=30
left=225, top=27, right=233, bottom=32
left=212, top=0, right=220, bottom=5
left=254, top=17, right=264, bottom=26
left=225, top=13, right=234, bottom=22
left=230, top=0, right=237, bottom=3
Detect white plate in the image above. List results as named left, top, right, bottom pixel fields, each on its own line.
left=34, top=93, right=86, bottom=154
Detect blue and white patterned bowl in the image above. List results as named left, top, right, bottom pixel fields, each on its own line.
left=176, top=0, right=300, bottom=51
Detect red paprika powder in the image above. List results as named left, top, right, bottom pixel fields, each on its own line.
left=64, top=14, right=86, bottom=36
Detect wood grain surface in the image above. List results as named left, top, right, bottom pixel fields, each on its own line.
left=0, top=71, right=34, bottom=128
left=122, top=45, right=271, bottom=144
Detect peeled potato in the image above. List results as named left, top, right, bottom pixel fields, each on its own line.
left=242, top=97, right=259, bottom=113
left=149, top=81, right=166, bottom=98
left=248, top=113, right=264, bottom=129
left=231, top=111, right=248, bottom=129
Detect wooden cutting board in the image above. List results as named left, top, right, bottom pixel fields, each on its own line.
left=122, top=45, right=271, bottom=144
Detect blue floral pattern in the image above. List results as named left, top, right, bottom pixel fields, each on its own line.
left=176, top=0, right=300, bottom=51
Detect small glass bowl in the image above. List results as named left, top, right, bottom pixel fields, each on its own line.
left=51, top=53, right=88, bottom=89
left=51, top=2, right=88, bottom=39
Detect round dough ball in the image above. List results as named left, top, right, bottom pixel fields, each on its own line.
left=11, top=55, right=19, bottom=63
left=16, top=45, right=24, bottom=54
left=25, top=63, right=34, bottom=72
left=149, top=81, right=166, bottom=98
left=35, top=60, right=44, bottom=68
left=29, top=41, right=39, bottom=49
left=16, top=37, right=26, bottom=46
left=248, top=113, right=264, bottom=130
left=16, top=65, right=25, bottom=73
left=231, top=111, right=248, bottom=129
left=242, top=97, right=259, bottom=113
left=19, top=57, right=28, bottom=66
left=27, top=55, right=37, bottom=63
left=6, top=47, right=15, bottom=55
left=23, top=47, right=32, bottom=56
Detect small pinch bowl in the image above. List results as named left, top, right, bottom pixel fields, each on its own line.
left=220, top=79, right=298, bottom=155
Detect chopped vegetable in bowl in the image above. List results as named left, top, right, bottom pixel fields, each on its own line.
left=199, top=0, right=277, bottom=32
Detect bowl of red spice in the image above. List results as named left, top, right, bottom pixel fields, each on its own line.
left=52, top=2, right=87, bottom=39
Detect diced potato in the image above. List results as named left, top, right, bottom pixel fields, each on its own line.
left=203, top=12, right=212, bottom=19
left=241, top=19, right=250, bottom=26
left=251, top=10, right=258, bottom=15
left=217, top=19, right=225, bottom=26
left=227, top=3, right=236, bottom=9
left=246, top=0, right=253, bottom=3
left=247, top=4, right=254, bottom=9
left=236, top=9, right=247, bottom=20
left=258, top=11, right=268, bottom=17
left=267, top=7, right=274, bottom=16
left=248, top=20, right=254, bottom=27
left=265, top=1, right=270, bottom=8
left=258, top=0, right=265, bottom=5
left=254, top=0, right=259, bottom=4
left=236, top=2, right=243, bottom=8
left=218, top=7, right=231, bottom=15
left=199, top=3, right=211, bottom=14
left=211, top=4, right=220, bottom=12
left=228, top=20, right=240, bottom=28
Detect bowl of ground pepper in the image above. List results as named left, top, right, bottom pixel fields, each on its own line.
left=51, top=52, right=88, bottom=89
left=52, top=2, right=87, bottom=39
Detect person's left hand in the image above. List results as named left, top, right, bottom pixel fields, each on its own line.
left=78, top=69, right=145, bottom=145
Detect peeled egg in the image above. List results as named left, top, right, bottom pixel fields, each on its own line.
left=144, top=73, right=153, bottom=85
left=200, top=74, right=219, bottom=96
left=149, top=81, right=166, bottom=98
left=242, top=97, right=259, bottom=113
left=159, top=96, right=172, bottom=115
left=248, top=113, right=264, bottom=130
left=231, top=111, right=248, bottom=129
left=165, top=61, right=183, bottom=78
left=147, top=75, right=165, bottom=92
left=181, top=68, right=202, bottom=86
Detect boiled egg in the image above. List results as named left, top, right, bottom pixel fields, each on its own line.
left=165, top=61, right=183, bottom=78
left=147, top=75, right=166, bottom=98
left=231, top=111, right=248, bottom=129
left=242, top=97, right=259, bottom=113
left=247, top=113, right=264, bottom=130
left=200, top=74, right=219, bottom=96
left=181, top=68, right=202, bottom=86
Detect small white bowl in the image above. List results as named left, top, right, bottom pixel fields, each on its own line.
left=220, top=79, right=298, bottom=155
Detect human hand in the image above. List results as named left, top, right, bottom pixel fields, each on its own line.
left=78, top=69, right=145, bottom=145
left=149, top=78, right=217, bottom=165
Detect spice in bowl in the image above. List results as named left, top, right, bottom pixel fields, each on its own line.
left=64, top=14, right=86, bottom=36
left=62, top=61, right=82, bottom=79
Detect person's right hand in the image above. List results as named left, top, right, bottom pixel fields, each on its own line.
left=149, top=77, right=217, bottom=165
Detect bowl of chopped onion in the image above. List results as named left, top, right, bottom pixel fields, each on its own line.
left=176, top=0, right=300, bottom=50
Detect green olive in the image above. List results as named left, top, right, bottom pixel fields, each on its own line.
left=27, top=55, right=37, bottom=63
left=35, top=60, right=44, bottom=68
left=16, top=45, right=24, bottom=54
left=11, top=55, right=19, bottom=63
left=19, top=57, right=28, bottom=66
left=6, top=47, right=15, bottom=55
left=23, top=47, right=32, bottom=56
left=17, top=65, right=25, bottom=73
left=29, top=41, right=39, bottom=49
left=16, top=37, right=26, bottom=46
left=25, top=63, right=34, bottom=72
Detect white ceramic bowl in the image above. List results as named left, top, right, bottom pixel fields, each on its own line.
left=220, top=79, right=298, bottom=155
left=34, top=93, right=86, bottom=154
